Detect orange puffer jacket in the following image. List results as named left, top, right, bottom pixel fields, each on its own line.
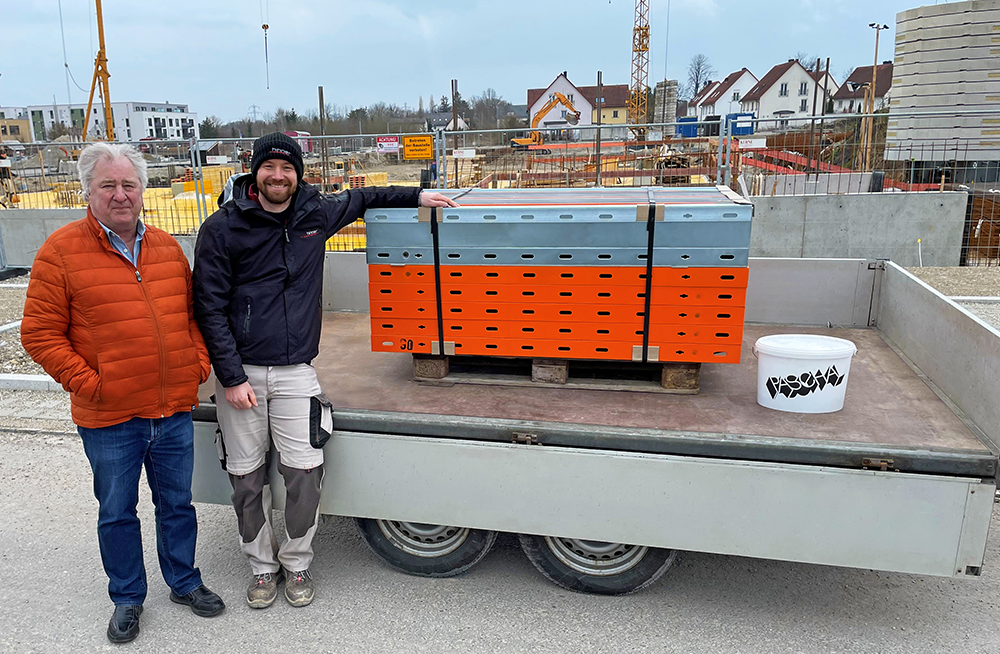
left=21, top=211, right=211, bottom=428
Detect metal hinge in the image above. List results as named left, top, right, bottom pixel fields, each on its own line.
left=861, top=458, right=896, bottom=472
left=512, top=432, right=539, bottom=445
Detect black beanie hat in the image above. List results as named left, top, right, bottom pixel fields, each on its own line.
left=251, top=132, right=304, bottom=181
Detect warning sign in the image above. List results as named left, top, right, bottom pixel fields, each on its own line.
left=376, top=136, right=400, bottom=154
left=403, top=134, right=434, bottom=160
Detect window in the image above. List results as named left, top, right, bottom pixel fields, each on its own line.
left=49, top=110, right=54, bottom=118
left=148, top=118, right=153, bottom=126
left=148, top=129, right=153, bottom=136
left=0, top=112, right=5, bottom=119
left=800, top=99, right=809, bottom=112
left=125, top=118, right=130, bottom=127
left=127, top=129, right=131, bottom=139
left=9, top=125, right=18, bottom=136
left=560, top=110, right=567, bottom=119
left=612, top=110, right=619, bottom=118
left=0, top=126, right=6, bottom=135
left=568, top=94, right=574, bottom=103
left=732, top=91, right=741, bottom=102
left=799, top=82, right=808, bottom=96
left=779, top=83, right=788, bottom=97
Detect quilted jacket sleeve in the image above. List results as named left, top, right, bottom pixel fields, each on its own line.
left=192, top=216, right=247, bottom=388
left=185, top=264, right=212, bottom=383
left=20, top=240, right=101, bottom=401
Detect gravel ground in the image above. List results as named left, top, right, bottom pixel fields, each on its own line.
left=906, top=266, right=1000, bottom=297
left=0, top=282, right=27, bottom=325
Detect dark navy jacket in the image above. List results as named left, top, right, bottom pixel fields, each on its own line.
left=193, top=176, right=420, bottom=387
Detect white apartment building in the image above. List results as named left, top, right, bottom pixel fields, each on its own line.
left=18, top=101, right=198, bottom=143
left=740, top=60, right=839, bottom=128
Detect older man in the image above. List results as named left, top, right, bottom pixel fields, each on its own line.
left=21, top=142, right=225, bottom=644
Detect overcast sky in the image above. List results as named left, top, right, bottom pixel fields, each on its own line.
left=3, top=0, right=945, bottom=122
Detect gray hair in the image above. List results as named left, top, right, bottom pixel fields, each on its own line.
left=78, top=142, right=148, bottom=200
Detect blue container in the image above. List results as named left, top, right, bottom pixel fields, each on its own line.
left=727, top=113, right=755, bottom=136
left=676, top=116, right=698, bottom=138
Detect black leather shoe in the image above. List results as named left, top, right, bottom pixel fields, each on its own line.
left=169, top=585, right=225, bottom=617
left=107, top=605, right=142, bottom=644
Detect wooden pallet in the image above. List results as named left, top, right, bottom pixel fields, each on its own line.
left=413, top=354, right=700, bottom=394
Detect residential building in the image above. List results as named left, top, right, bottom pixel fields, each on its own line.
left=526, top=72, right=597, bottom=131
left=24, top=101, right=198, bottom=142
left=740, top=59, right=839, bottom=127
left=689, top=81, right=720, bottom=119
left=425, top=112, right=470, bottom=131
left=0, top=108, right=31, bottom=144
left=698, top=69, right=759, bottom=118
left=833, top=62, right=894, bottom=113
left=886, top=0, right=1000, bottom=181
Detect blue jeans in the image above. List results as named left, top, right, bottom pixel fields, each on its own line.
left=78, top=411, right=203, bottom=606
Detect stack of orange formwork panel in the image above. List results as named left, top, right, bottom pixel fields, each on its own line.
left=365, top=187, right=752, bottom=365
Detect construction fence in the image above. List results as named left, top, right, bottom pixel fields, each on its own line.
left=1, top=109, right=997, bottom=264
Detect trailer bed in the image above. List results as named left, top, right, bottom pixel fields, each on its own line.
left=208, top=312, right=991, bottom=477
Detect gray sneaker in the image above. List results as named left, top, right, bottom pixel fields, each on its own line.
left=246, top=571, right=281, bottom=609
left=284, top=569, right=315, bottom=607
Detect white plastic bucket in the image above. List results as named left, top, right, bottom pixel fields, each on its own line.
left=753, top=334, right=858, bottom=413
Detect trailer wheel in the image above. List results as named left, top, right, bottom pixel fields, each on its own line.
left=518, top=534, right=677, bottom=595
left=354, top=518, right=498, bottom=578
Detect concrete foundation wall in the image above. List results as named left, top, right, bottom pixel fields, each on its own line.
left=3, top=191, right=970, bottom=272
left=749, top=191, right=968, bottom=266
left=0, top=209, right=84, bottom=267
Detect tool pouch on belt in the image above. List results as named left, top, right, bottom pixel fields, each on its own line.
left=310, top=393, right=334, bottom=449
left=210, top=394, right=227, bottom=470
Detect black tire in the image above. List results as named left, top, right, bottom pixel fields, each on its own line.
left=354, top=518, right=498, bottom=578
left=518, top=533, right=677, bottom=595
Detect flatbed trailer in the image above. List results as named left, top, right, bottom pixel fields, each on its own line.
left=191, top=257, right=1000, bottom=595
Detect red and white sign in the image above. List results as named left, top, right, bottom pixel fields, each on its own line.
left=377, top=136, right=400, bottom=154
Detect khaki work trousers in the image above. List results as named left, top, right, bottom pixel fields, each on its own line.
left=215, top=363, right=324, bottom=575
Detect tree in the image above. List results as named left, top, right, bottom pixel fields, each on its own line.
left=438, top=95, right=451, bottom=113
left=199, top=115, right=223, bottom=138
left=795, top=52, right=819, bottom=69
left=418, top=96, right=424, bottom=115
left=684, top=54, right=716, bottom=100
left=470, top=88, right=512, bottom=129
left=46, top=122, right=71, bottom=141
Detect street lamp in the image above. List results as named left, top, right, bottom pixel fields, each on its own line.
left=864, top=22, right=890, bottom=171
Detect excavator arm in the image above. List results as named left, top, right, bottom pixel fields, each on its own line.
left=512, top=92, right=582, bottom=150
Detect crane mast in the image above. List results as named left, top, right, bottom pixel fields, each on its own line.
left=627, top=0, right=650, bottom=140
left=82, top=0, right=114, bottom=141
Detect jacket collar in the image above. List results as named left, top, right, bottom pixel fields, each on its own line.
left=85, top=207, right=132, bottom=255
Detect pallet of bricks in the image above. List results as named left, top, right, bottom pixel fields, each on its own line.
left=364, top=187, right=752, bottom=392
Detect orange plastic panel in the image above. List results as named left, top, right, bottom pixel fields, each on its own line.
left=374, top=300, right=647, bottom=325
left=448, top=336, right=637, bottom=361
left=369, top=265, right=749, bottom=289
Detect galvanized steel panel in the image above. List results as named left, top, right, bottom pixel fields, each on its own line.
left=367, top=246, right=748, bottom=267
left=189, top=424, right=993, bottom=578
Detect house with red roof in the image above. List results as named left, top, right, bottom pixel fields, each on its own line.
left=740, top=59, right=840, bottom=128
left=833, top=62, right=893, bottom=113
left=696, top=68, right=758, bottom=119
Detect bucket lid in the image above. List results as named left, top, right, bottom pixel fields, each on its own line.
left=754, top=334, right=857, bottom=360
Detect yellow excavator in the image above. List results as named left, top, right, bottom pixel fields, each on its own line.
left=511, top=91, right=581, bottom=153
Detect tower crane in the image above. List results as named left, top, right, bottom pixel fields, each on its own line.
left=82, top=0, right=114, bottom=141
left=627, top=0, right=650, bottom=140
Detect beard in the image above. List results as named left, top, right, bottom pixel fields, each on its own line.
left=258, top=179, right=296, bottom=205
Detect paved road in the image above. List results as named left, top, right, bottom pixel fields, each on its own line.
left=2, top=427, right=1000, bottom=654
